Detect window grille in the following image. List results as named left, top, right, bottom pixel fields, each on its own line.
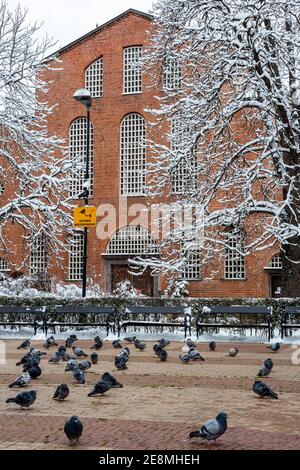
left=69, top=117, right=94, bottom=198
left=124, top=46, right=142, bottom=94
left=85, top=57, right=103, bottom=98
left=107, top=226, right=158, bottom=255
left=0, top=258, right=9, bottom=272
left=30, top=236, right=47, bottom=275
left=224, top=231, right=246, bottom=280
left=183, top=250, right=201, bottom=280
left=68, top=232, right=84, bottom=281
left=163, top=56, right=182, bottom=90
left=268, top=254, right=282, bottom=269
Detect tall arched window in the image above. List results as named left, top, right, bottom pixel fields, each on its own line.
left=107, top=226, right=158, bottom=255
left=69, top=117, right=94, bottom=198
left=85, top=57, right=103, bottom=98
left=30, top=235, right=47, bottom=275
left=68, top=232, right=84, bottom=281
left=120, top=113, right=146, bottom=196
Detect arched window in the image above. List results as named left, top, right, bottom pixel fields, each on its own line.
left=163, top=56, right=182, bottom=91
left=107, top=226, right=158, bottom=255
left=120, top=113, right=146, bottom=195
left=123, top=46, right=142, bottom=94
left=224, top=230, right=245, bottom=280
left=85, top=57, right=103, bottom=98
left=0, top=258, right=9, bottom=272
left=268, top=254, right=282, bottom=269
left=30, top=235, right=47, bottom=275
left=68, top=232, right=84, bottom=281
left=69, top=117, right=94, bottom=198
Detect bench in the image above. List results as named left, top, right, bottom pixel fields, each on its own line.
left=281, top=306, right=300, bottom=338
left=117, top=306, right=192, bottom=338
left=43, top=306, right=116, bottom=336
left=0, top=306, right=46, bottom=335
left=196, top=306, right=273, bottom=341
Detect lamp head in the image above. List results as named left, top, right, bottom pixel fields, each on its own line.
left=73, top=88, right=92, bottom=109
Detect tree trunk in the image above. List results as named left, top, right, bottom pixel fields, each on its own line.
left=281, top=238, right=300, bottom=298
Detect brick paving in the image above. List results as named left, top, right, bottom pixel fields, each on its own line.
left=0, top=339, right=299, bottom=450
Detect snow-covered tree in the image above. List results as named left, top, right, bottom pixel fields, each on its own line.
left=0, top=1, right=79, bottom=270
left=142, top=0, right=300, bottom=297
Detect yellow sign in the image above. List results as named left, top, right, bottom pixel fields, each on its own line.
left=73, top=206, right=97, bottom=227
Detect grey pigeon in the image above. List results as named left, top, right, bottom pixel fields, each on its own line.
left=112, top=339, right=122, bottom=349
left=186, top=338, right=196, bottom=348
left=189, top=348, right=205, bottom=361
left=6, top=390, right=37, bottom=408
left=64, top=416, right=83, bottom=445
left=30, top=348, right=46, bottom=357
left=58, top=346, right=67, bottom=354
left=123, top=336, right=136, bottom=344
left=17, top=340, right=30, bottom=350
left=43, top=336, right=58, bottom=349
left=267, top=343, right=280, bottom=353
left=48, top=351, right=61, bottom=364
left=253, top=380, right=278, bottom=399
left=78, top=360, right=92, bottom=371
left=22, top=356, right=40, bottom=371
left=65, top=359, right=78, bottom=372
left=115, top=356, right=127, bottom=370
left=91, top=337, right=103, bottom=350
left=153, top=344, right=164, bottom=357
left=53, top=384, right=70, bottom=401
left=88, top=380, right=112, bottom=397
left=209, top=341, right=216, bottom=351
left=117, top=347, right=130, bottom=359
left=91, top=352, right=98, bottom=364
left=179, top=353, right=190, bottom=364
left=73, top=368, right=85, bottom=384
left=101, top=372, right=123, bottom=388
left=65, top=336, right=77, bottom=348
left=9, top=372, right=31, bottom=388
left=257, top=358, right=273, bottom=378
left=27, top=366, right=42, bottom=379
left=226, top=347, right=238, bottom=357
left=158, top=338, right=170, bottom=348
left=72, top=346, right=88, bottom=357
left=134, top=339, right=146, bottom=351
left=61, top=350, right=72, bottom=362
left=189, top=412, right=228, bottom=443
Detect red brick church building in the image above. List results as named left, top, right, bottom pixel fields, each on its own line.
left=0, top=9, right=282, bottom=298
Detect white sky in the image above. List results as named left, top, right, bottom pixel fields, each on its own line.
left=8, top=0, right=154, bottom=51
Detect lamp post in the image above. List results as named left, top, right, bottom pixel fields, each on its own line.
left=73, top=88, right=92, bottom=298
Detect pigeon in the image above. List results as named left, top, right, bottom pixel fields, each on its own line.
left=209, top=341, right=216, bottom=351
left=101, top=372, right=123, bottom=388
left=6, top=390, right=37, bottom=409
left=16, top=352, right=32, bottom=366
left=43, top=336, right=58, bottom=349
left=123, top=336, right=136, bottom=344
left=73, top=368, right=85, bottom=384
left=48, top=351, right=61, bottom=364
left=53, top=384, right=70, bottom=401
left=72, top=346, right=88, bottom=357
left=189, top=348, right=205, bottom=361
left=189, top=412, right=228, bottom=443
left=182, top=344, right=190, bottom=354
left=9, top=372, right=31, bottom=388
left=70, top=334, right=78, bottom=342
left=88, top=380, right=112, bottom=397
left=17, top=340, right=30, bottom=350
left=78, top=360, right=92, bottom=371
left=179, top=353, right=190, bottom=364
left=30, top=348, right=46, bottom=357
left=253, top=381, right=278, bottom=399
left=94, top=336, right=101, bottom=343
left=267, top=343, right=280, bottom=353
left=64, top=416, right=83, bottom=445
left=91, top=340, right=103, bottom=350
left=158, top=339, right=170, bottom=348
left=91, top=352, right=98, bottom=364
left=22, top=356, right=40, bottom=371
left=134, top=339, right=146, bottom=351
left=160, top=350, right=168, bottom=362
left=65, top=336, right=77, bottom=348
left=153, top=344, right=164, bottom=357
left=61, top=350, right=72, bottom=362
left=65, top=359, right=78, bottom=372
left=27, top=366, right=42, bottom=379
left=112, top=339, right=122, bottom=349
left=226, top=347, right=239, bottom=357
left=257, top=358, right=273, bottom=378
left=186, top=338, right=196, bottom=348
left=115, top=356, right=127, bottom=370
left=58, top=346, right=67, bottom=355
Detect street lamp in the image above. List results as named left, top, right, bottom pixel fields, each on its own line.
left=73, top=88, right=92, bottom=298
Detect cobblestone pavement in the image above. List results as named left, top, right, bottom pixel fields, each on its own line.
left=0, top=339, right=299, bottom=450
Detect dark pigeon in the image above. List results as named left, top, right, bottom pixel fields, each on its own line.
left=115, top=356, right=127, bottom=370
left=153, top=344, right=164, bottom=357
left=65, top=336, right=77, bottom=348
left=189, top=348, right=205, bottom=361
left=9, top=372, right=31, bottom=388
left=101, top=372, right=123, bottom=388
left=6, top=390, right=37, bottom=408
left=112, top=339, right=122, bottom=349
left=123, top=336, right=136, bottom=344
left=91, top=340, right=103, bottom=350
left=88, top=380, right=112, bottom=397
left=78, top=360, right=92, bottom=371
left=209, top=341, right=216, bottom=351
left=253, top=381, right=278, bottom=399
left=27, top=366, right=42, bottom=379
left=189, top=412, right=228, bottom=443
left=91, top=352, right=98, bottom=364
left=65, top=359, right=78, bottom=372
left=267, top=343, right=280, bottom=353
left=58, top=346, right=67, bottom=354
left=43, top=336, right=58, bottom=349
left=64, top=416, right=83, bottom=445
left=72, top=346, right=88, bottom=357
left=160, top=350, right=168, bottom=362
left=17, top=340, right=30, bottom=350
left=179, top=353, right=190, bottom=364
left=158, top=339, right=170, bottom=348
left=134, top=339, right=146, bottom=351
left=186, top=338, right=196, bottom=348
left=53, top=384, right=70, bottom=401
left=73, top=368, right=85, bottom=384
left=257, top=358, right=274, bottom=377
